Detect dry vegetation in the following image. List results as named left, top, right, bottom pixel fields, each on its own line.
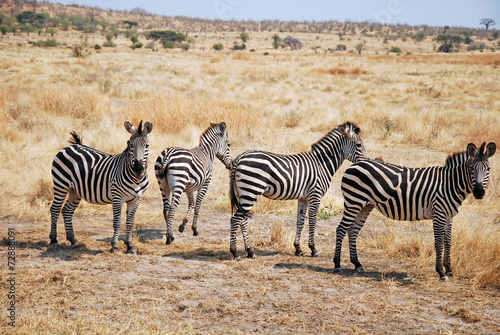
left=1, top=2, right=500, bottom=334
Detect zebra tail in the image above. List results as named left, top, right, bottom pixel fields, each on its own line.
left=69, top=131, right=82, bottom=145
left=154, top=152, right=168, bottom=179
left=229, top=160, right=245, bottom=215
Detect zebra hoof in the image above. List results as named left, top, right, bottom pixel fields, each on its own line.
left=235, top=256, right=242, bottom=261
left=110, top=247, right=119, bottom=254
left=49, top=239, right=58, bottom=246
left=295, top=250, right=304, bottom=256
left=193, top=230, right=199, bottom=236
left=446, top=271, right=454, bottom=278
left=70, top=239, right=79, bottom=246
left=166, top=236, right=175, bottom=245
left=179, top=225, right=185, bottom=233
left=247, top=252, right=255, bottom=259
left=355, top=266, right=364, bottom=273
left=126, top=247, right=137, bottom=255
left=333, top=268, right=343, bottom=274
left=440, top=275, right=449, bottom=281
left=311, top=251, right=320, bottom=258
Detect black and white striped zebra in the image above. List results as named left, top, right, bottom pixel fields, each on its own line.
left=155, top=122, right=231, bottom=244
left=49, top=121, right=153, bottom=254
left=229, top=122, right=369, bottom=259
left=333, top=142, right=496, bottom=280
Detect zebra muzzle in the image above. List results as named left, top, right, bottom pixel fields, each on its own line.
left=472, top=185, right=485, bottom=199
left=132, top=159, right=145, bottom=177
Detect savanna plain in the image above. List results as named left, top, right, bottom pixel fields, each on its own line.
left=1, top=15, right=500, bottom=334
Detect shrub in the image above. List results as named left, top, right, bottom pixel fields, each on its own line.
left=272, top=34, right=282, bottom=49
left=336, top=44, right=347, bottom=51
left=70, top=44, right=90, bottom=58
left=390, top=46, right=402, bottom=54
left=35, top=38, right=58, bottom=47
left=0, top=25, right=9, bottom=35
left=213, top=43, right=223, bottom=51
left=411, top=32, right=425, bottom=42
left=103, top=33, right=115, bottom=47
left=233, top=42, right=246, bottom=50
left=240, top=31, right=250, bottom=42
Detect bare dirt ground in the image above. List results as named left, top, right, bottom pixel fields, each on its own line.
left=1, top=194, right=499, bottom=334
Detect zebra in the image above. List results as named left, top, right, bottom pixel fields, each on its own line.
left=49, top=120, right=153, bottom=254
left=333, top=142, right=496, bottom=280
left=229, top=122, right=369, bottom=260
left=155, top=122, right=231, bottom=245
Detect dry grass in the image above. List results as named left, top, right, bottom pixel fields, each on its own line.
left=0, top=23, right=499, bottom=334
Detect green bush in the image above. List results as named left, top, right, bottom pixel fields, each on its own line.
left=35, top=38, right=59, bottom=47
left=213, top=43, right=224, bottom=51
left=336, top=44, right=347, bottom=51
left=0, top=25, right=9, bottom=35
left=390, top=46, right=402, bottom=54
left=240, top=31, right=250, bottom=42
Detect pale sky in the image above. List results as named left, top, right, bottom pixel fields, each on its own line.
left=50, top=0, right=499, bottom=29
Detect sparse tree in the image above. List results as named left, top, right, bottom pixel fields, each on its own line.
left=442, top=25, right=450, bottom=34
left=480, top=18, right=496, bottom=30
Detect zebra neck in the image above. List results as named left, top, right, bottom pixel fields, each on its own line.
left=195, top=144, right=216, bottom=163
left=445, top=163, right=471, bottom=202
left=311, top=132, right=345, bottom=177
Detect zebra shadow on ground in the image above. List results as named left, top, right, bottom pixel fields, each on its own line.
left=1, top=237, right=101, bottom=260
left=163, top=249, right=283, bottom=261
left=274, top=263, right=414, bottom=285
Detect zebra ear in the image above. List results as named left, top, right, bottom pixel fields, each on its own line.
left=486, top=142, right=496, bottom=158
left=466, top=143, right=477, bottom=158
left=124, top=121, right=136, bottom=134
left=219, top=122, right=226, bottom=134
left=210, top=121, right=215, bottom=127
left=143, top=121, right=153, bottom=135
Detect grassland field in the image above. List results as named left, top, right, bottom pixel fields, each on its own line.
left=0, top=22, right=499, bottom=334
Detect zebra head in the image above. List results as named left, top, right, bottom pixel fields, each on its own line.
left=467, top=142, right=496, bottom=199
left=338, top=122, right=369, bottom=163
left=211, top=121, right=231, bottom=169
left=124, top=120, right=153, bottom=179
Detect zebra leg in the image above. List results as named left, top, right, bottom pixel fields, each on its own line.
left=49, top=186, right=68, bottom=245
left=333, top=205, right=358, bottom=273
left=432, top=214, right=448, bottom=280
left=443, top=218, right=453, bottom=277
left=110, top=198, right=124, bottom=253
left=307, top=198, right=321, bottom=257
left=240, top=217, right=255, bottom=259
left=124, top=198, right=141, bottom=255
left=347, top=204, right=374, bottom=272
left=179, top=192, right=194, bottom=234
left=166, top=187, right=183, bottom=245
left=230, top=211, right=253, bottom=259
left=61, top=189, right=81, bottom=245
left=293, top=199, right=308, bottom=256
left=192, top=182, right=210, bottom=236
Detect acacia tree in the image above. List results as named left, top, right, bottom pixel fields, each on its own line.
left=480, top=18, right=496, bottom=30
left=436, top=35, right=464, bottom=53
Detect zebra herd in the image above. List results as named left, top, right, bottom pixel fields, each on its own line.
left=49, top=120, right=496, bottom=280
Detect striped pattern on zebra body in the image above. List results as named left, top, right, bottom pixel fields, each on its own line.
left=49, top=120, right=153, bottom=254
left=334, top=142, right=496, bottom=280
left=155, top=122, right=231, bottom=244
left=229, top=122, right=369, bottom=260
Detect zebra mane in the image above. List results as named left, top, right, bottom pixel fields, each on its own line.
left=445, top=151, right=469, bottom=168
left=69, top=131, right=82, bottom=145
left=200, top=122, right=225, bottom=143
left=311, top=122, right=360, bottom=152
